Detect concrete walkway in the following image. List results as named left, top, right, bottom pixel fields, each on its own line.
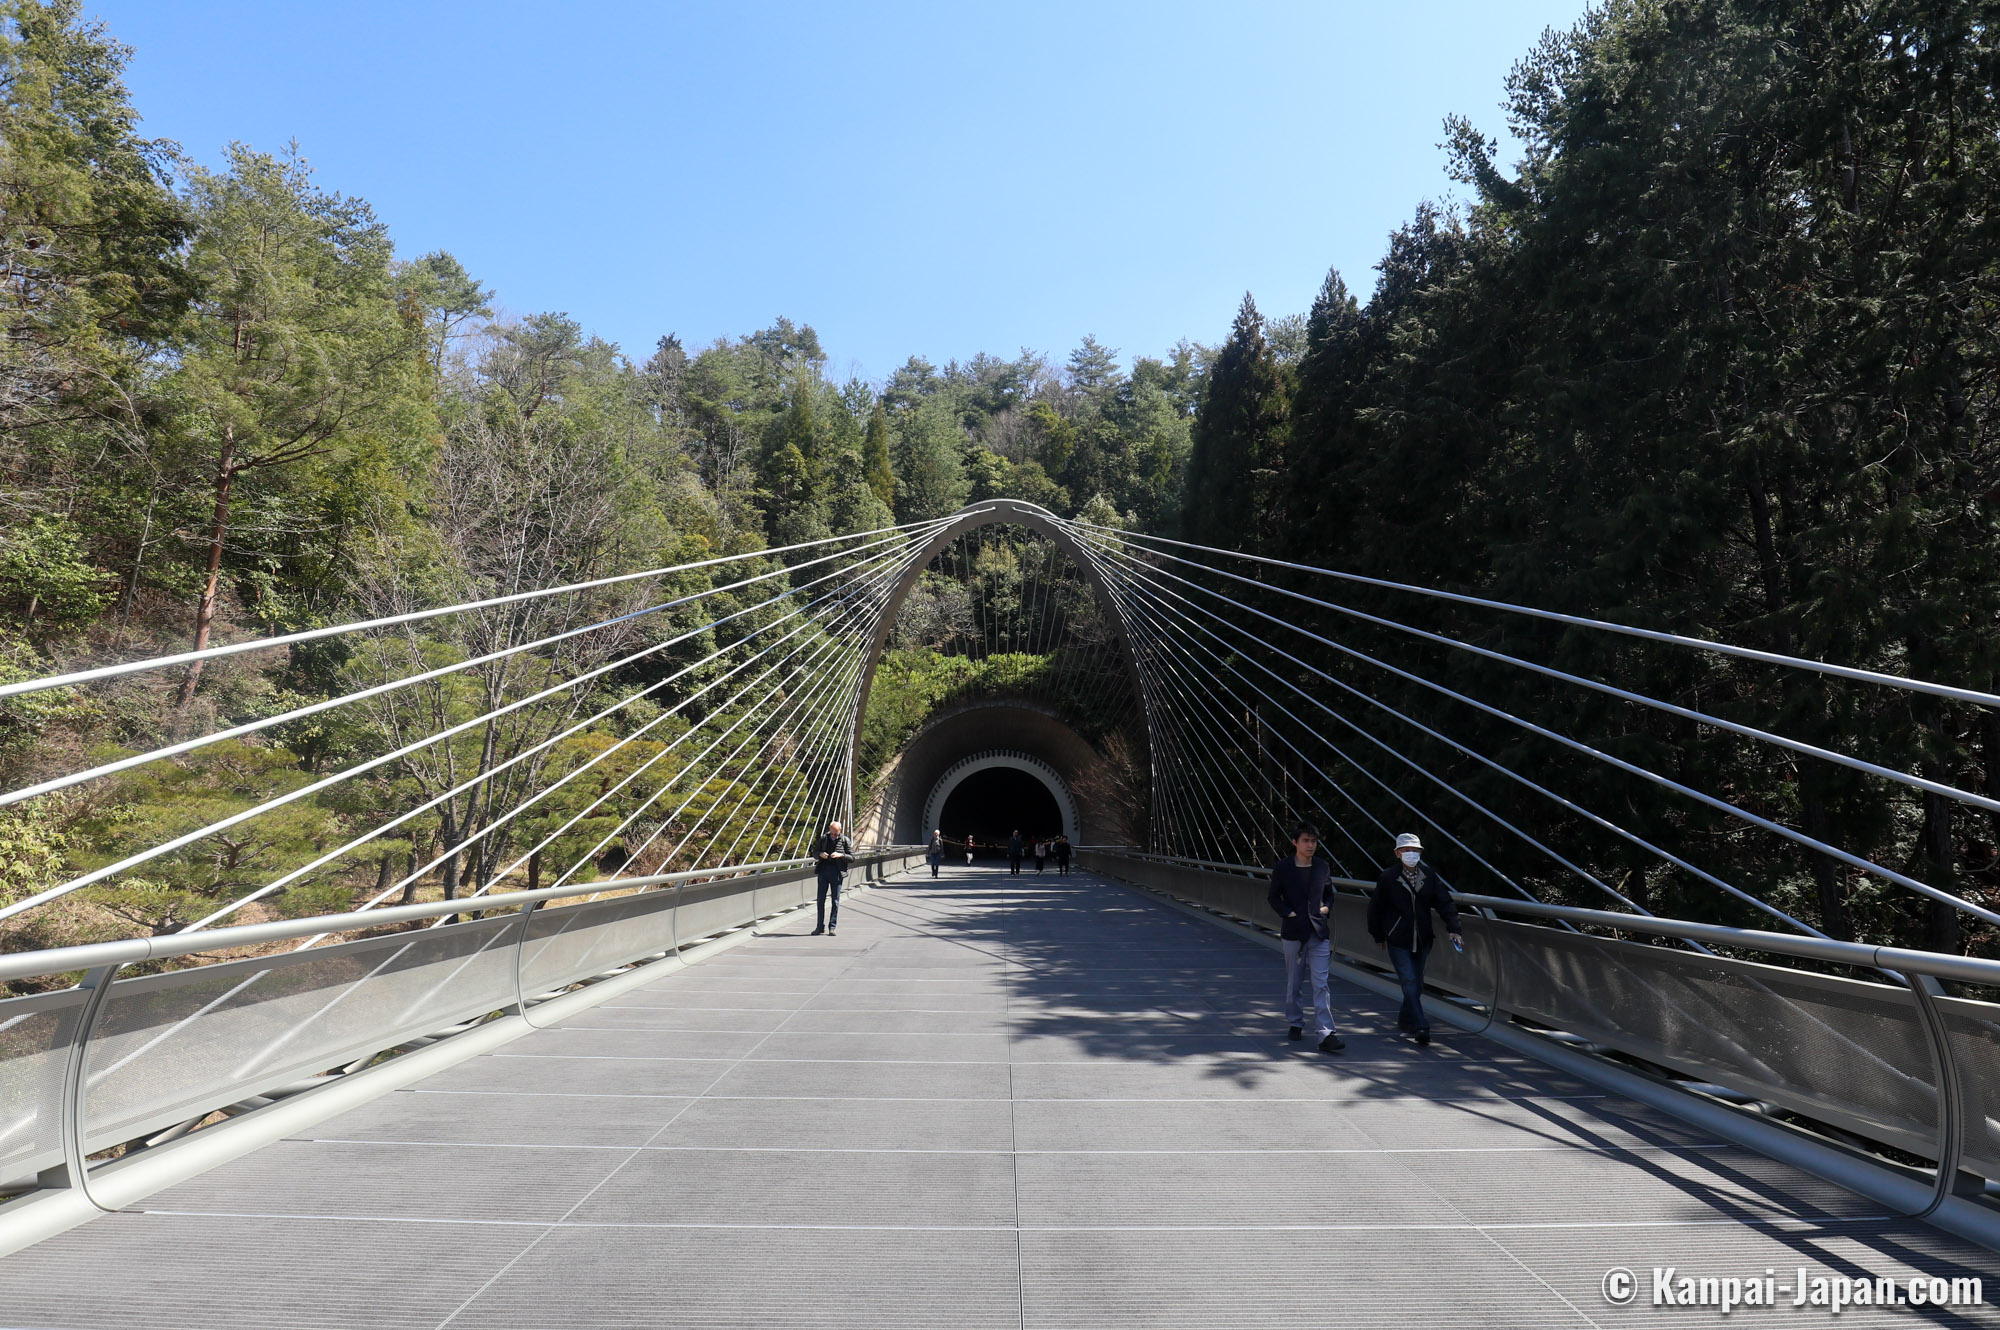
left=0, top=867, right=1991, bottom=1328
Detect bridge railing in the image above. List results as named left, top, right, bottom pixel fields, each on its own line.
left=1080, top=849, right=2000, bottom=1220
left=0, top=847, right=925, bottom=1204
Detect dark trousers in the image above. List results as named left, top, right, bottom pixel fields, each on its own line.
left=1009, top=855, right=1022, bottom=875
left=1034, top=854, right=1044, bottom=871
left=816, top=874, right=843, bottom=930
left=928, top=855, right=941, bottom=877
left=1386, top=943, right=1431, bottom=1032
left=1057, top=857, right=1069, bottom=875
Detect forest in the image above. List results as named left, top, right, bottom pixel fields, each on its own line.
left=3, top=0, right=1997, bottom=959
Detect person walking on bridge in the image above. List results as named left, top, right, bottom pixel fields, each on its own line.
left=1367, top=833, right=1462, bottom=1046
left=1033, top=837, right=1047, bottom=873
left=1054, top=834, right=1071, bottom=875
left=812, top=820, right=854, bottom=935
left=1007, top=830, right=1025, bottom=876
left=926, top=829, right=945, bottom=878
left=1269, top=823, right=1343, bottom=1054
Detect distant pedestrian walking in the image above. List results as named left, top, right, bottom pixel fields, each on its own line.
left=812, top=820, right=854, bottom=936
left=1053, top=835, right=1071, bottom=875
left=1033, top=838, right=1047, bottom=872
left=1367, top=833, right=1462, bottom=1046
left=963, top=834, right=974, bottom=865
left=926, top=829, right=944, bottom=878
left=1269, top=823, right=1343, bottom=1054
left=1007, top=830, right=1024, bottom=875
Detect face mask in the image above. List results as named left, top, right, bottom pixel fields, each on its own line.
left=1399, top=851, right=1421, bottom=866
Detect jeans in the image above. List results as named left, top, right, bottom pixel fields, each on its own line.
left=1282, top=936, right=1335, bottom=1039
left=1009, top=855, right=1022, bottom=875
left=1387, top=943, right=1431, bottom=1033
left=816, top=874, right=842, bottom=930
left=928, top=855, right=941, bottom=877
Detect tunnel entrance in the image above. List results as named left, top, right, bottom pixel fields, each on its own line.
left=936, top=765, right=1064, bottom=854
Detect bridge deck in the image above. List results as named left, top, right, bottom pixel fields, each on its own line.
left=2, top=868, right=1990, bottom=1328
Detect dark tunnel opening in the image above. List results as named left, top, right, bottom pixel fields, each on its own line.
left=936, top=765, right=1063, bottom=853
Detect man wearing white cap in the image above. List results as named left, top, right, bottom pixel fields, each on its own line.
left=1366, top=833, right=1461, bottom=1045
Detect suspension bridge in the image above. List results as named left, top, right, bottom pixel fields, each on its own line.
left=0, top=499, right=1995, bottom=1326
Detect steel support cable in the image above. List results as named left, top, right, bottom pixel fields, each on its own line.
left=1079, top=529, right=2000, bottom=931
left=1092, top=544, right=1639, bottom=917
left=1082, top=536, right=1308, bottom=865
left=323, top=583, right=880, bottom=928
left=1072, top=544, right=1260, bottom=863
left=175, top=542, right=936, bottom=932
left=462, top=547, right=921, bottom=907
left=525, top=545, right=918, bottom=896
left=1062, top=532, right=1188, bottom=852
left=673, top=637, right=879, bottom=883
left=1098, top=550, right=1547, bottom=902
left=1083, top=528, right=2000, bottom=821
left=0, top=526, right=947, bottom=812
left=1073, top=522, right=2000, bottom=713
left=1099, top=543, right=1819, bottom=940
left=558, top=603, right=887, bottom=898
left=643, top=604, right=888, bottom=876
left=1105, top=563, right=1475, bottom=885
left=0, top=527, right=949, bottom=926
left=0, top=518, right=956, bottom=703
left=1101, top=572, right=1941, bottom=1082
left=424, top=618, right=876, bottom=937
left=1098, top=572, right=1320, bottom=865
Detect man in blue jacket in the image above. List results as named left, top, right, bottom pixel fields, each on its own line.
left=1367, top=833, right=1462, bottom=1046
left=1268, top=823, right=1344, bottom=1054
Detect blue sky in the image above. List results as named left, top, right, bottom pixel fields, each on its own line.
left=90, top=1, right=1591, bottom=381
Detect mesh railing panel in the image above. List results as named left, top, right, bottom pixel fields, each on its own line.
left=519, top=893, right=676, bottom=999
left=80, top=918, right=519, bottom=1152
left=0, top=988, right=86, bottom=1184
left=1940, top=998, right=2000, bottom=1180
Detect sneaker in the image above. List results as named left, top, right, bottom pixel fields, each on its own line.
left=1287, top=1026, right=1303, bottom=1042
left=828, top=927, right=837, bottom=936
left=1414, top=1029, right=1431, bottom=1046
left=1318, top=1033, right=1346, bottom=1054
left=811, top=927, right=825, bottom=935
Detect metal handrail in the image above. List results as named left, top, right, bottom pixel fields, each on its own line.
left=0, top=848, right=920, bottom=985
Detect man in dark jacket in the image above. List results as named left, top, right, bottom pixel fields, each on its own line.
left=1007, top=831, right=1024, bottom=876
left=1268, top=823, right=1344, bottom=1054
left=1366, top=833, right=1462, bottom=1045
left=812, top=820, right=854, bottom=935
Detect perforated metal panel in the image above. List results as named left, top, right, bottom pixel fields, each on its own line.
left=80, top=917, right=520, bottom=1152
left=0, top=987, right=86, bottom=1183
left=518, top=892, right=676, bottom=998
left=1940, top=996, right=2000, bottom=1179
left=1489, top=923, right=1941, bottom=1155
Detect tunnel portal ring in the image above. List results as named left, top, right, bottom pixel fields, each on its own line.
left=924, top=748, right=1080, bottom=845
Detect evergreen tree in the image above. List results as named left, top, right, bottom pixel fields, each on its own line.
left=1183, top=294, right=1288, bottom=548
left=861, top=401, right=895, bottom=509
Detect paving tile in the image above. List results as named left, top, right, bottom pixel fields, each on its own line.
left=421, top=1053, right=733, bottom=1097
left=1018, top=1228, right=1590, bottom=1330
left=1012, top=1098, right=1380, bottom=1152
left=704, top=1058, right=1013, bottom=1100
left=503, top=1025, right=771, bottom=1060
left=571, top=1146, right=1017, bottom=1226
left=449, top=1225, right=1020, bottom=1330
left=295, top=1088, right=694, bottom=1147
left=138, top=1139, right=616, bottom=1222
left=750, top=1030, right=1014, bottom=1063
left=0, top=1212, right=536, bottom=1330
left=653, top=1096, right=1015, bottom=1151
